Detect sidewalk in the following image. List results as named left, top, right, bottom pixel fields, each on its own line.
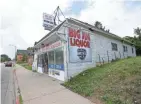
left=15, top=65, right=95, bottom=104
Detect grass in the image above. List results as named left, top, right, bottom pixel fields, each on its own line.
left=18, top=62, right=32, bottom=70
left=64, top=57, right=141, bottom=104
left=19, top=94, right=23, bottom=104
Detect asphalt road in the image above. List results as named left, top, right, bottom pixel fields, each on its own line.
left=1, top=63, right=16, bottom=104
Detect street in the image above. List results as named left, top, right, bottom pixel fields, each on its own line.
left=1, top=63, right=16, bottom=104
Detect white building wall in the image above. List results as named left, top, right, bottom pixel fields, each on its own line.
left=33, top=21, right=136, bottom=81
left=32, top=54, right=38, bottom=71
left=93, top=32, right=136, bottom=63
left=63, top=22, right=136, bottom=80
left=64, top=23, right=96, bottom=79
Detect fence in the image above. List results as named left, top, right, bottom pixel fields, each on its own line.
left=96, top=50, right=129, bottom=66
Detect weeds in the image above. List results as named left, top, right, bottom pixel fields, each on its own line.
left=64, top=57, right=141, bottom=104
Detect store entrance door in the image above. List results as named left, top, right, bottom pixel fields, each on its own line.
left=42, top=53, right=48, bottom=74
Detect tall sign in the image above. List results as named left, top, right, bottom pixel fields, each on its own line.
left=43, top=6, right=65, bottom=31
left=43, top=13, right=55, bottom=31
left=68, top=27, right=92, bottom=63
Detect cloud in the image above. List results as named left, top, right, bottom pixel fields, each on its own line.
left=19, top=0, right=71, bottom=45
left=0, top=0, right=29, bottom=58
left=69, top=0, right=141, bottom=37
left=0, top=0, right=70, bottom=58
left=0, top=0, right=141, bottom=58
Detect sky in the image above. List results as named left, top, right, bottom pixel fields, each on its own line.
left=0, top=0, right=141, bottom=59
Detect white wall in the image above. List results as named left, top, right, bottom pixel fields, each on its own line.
left=93, top=32, right=136, bottom=63
left=33, top=21, right=136, bottom=81
left=63, top=21, right=136, bottom=80
left=64, top=23, right=96, bottom=80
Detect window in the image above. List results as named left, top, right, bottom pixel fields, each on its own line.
left=48, top=51, right=55, bottom=69
left=111, top=43, right=118, bottom=51
left=48, top=51, right=54, bottom=64
left=48, top=48, right=64, bottom=70
left=55, top=48, right=64, bottom=65
left=123, top=46, right=128, bottom=52
left=132, top=47, right=134, bottom=53
left=37, top=54, right=43, bottom=67
left=55, top=48, right=64, bottom=70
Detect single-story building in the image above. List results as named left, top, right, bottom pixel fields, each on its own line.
left=33, top=18, right=136, bottom=81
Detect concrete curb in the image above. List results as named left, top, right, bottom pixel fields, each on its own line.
left=13, top=69, right=21, bottom=104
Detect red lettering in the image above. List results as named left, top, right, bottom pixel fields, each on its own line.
left=76, top=39, right=80, bottom=47
left=82, top=33, right=85, bottom=40
left=70, top=38, right=75, bottom=46
left=82, top=32, right=90, bottom=41
left=69, top=38, right=90, bottom=48
left=69, top=28, right=80, bottom=39
left=69, top=28, right=74, bottom=37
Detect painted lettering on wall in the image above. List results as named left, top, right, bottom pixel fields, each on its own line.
left=38, top=41, right=61, bottom=52
left=68, top=27, right=92, bottom=63
left=69, top=28, right=90, bottom=48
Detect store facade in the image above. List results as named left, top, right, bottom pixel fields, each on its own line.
left=33, top=18, right=136, bottom=81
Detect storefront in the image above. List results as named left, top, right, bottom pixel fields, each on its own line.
left=32, top=18, right=137, bottom=81
left=33, top=18, right=97, bottom=81
left=33, top=39, right=66, bottom=81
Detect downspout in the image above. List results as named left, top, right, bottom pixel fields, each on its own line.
left=64, top=26, right=69, bottom=81
left=65, top=20, right=70, bottom=81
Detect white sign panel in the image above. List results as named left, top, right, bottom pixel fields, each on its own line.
left=68, top=27, right=92, bottom=63
left=37, top=41, right=61, bottom=53
left=43, top=13, right=55, bottom=31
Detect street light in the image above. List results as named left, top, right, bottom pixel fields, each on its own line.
left=9, top=44, right=17, bottom=63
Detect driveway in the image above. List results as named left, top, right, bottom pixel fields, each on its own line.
left=15, top=65, right=94, bottom=104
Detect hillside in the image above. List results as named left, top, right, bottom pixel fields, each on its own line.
left=64, top=57, right=141, bottom=104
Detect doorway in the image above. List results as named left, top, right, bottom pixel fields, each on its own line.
left=42, top=53, right=48, bottom=74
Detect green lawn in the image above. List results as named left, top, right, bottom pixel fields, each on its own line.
left=19, top=94, right=23, bottom=104
left=64, top=57, right=141, bottom=104
left=18, top=63, right=32, bottom=70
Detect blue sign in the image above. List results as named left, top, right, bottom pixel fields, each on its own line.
left=48, top=64, right=55, bottom=69
left=55, top=64, right=64, bottom=70
left=48, top=64, right=64, bottom=71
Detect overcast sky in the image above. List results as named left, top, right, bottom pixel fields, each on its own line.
left=0, top=0, right=141, bottom=59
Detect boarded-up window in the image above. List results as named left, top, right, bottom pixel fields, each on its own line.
left=132, top=47, right=134, bottom=53
left=111, top=43, right=118, bottom=51
left=123, top=46, right=128, bottom=52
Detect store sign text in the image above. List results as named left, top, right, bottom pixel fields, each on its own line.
left=69, top=28, right=90, bottom=48
left=68, top=27, right=92, bottom=63
left=38, top=41, right=61, bottom=52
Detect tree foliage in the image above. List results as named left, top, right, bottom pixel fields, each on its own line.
left=1, top=54, right=11, bottom=62
left=123, top=27, right=141, bottom=55
left=94, top=21, right=110, bottom=32
left=27, top=47, right=33, bottom=50
left=22, top=54, right=28, bottom=62
left=134, top=27, right=141, bottom=39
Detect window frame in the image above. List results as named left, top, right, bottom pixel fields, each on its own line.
left=48, top=47, right=64, bottom=71
left=123, top=45, right=128, bottom=52
left=111, top=42, right=118, bottom=51
left=132, top=47, right=134, bottom=54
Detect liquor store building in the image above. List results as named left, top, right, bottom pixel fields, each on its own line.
left=33, top=18, right=136, bottom=81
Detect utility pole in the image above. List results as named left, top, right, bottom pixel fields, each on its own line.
left=9, top=44, right=17, bottom=63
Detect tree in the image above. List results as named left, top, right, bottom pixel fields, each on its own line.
left=123, top=27, right=141, bottom=56
left=94, top=21, right=110, bottom=32
left=134, top=27, right=141, bottom=40
left=94, top=21, right=102, bottom=29
left=22, top=54, right=27, bottom=62
left=0, top=54, right=11, bottom=62
left=27, top=47, right=33, bottom=50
